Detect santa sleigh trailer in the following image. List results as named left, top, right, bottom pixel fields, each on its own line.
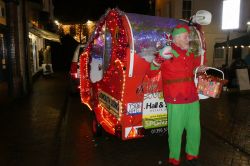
left=80, top=8, right=211, bottom=140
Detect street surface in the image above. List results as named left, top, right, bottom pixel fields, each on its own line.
left=0, top=72, right=250, bottom=166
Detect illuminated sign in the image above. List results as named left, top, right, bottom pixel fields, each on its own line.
left=222, top=0, right=241, bottom=30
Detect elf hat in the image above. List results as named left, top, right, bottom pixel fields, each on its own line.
left=172, top=24, right=190, bottom=36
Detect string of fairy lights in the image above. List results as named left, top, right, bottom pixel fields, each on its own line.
left=79, top=9, right=130, bottom=134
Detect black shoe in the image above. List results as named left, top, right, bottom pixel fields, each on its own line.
left=185, top=159, right=201, bottom=166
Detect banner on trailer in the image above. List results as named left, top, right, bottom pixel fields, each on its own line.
left=142, top=92, right=167, bottom=129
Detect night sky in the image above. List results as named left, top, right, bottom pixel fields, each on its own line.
left=53, top=0, right=155, bottom=23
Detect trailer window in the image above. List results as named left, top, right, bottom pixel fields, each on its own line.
left=89, top=23, right=112, bottom=83
left=189, top=26, right=202, bottom=56
left=103, top=28, right=112, bottom=72
left=89, top=27, right=105, bottom=83
left=133, top=28, right=170, bottom=62
left=131, top=25, right=202, bottom=61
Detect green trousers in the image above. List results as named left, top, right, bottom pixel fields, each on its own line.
left=167, top=101, right=201, bottom=160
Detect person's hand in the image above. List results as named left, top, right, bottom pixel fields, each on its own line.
left=159, top=46, right=173, bottom=60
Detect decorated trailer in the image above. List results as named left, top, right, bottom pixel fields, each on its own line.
left=79, top=8, right=211, bottom=140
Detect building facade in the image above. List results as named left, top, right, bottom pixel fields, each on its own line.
left=0, top=0, right=59, bottom=103
left=155, top=0, right=250, bottom=67
left=0, top=0, right=8, bottom=102
left=28, top=0, right=59, bottom=77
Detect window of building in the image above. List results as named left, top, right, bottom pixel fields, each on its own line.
left=0, top=6, right=4, bottom=17
left=214, top=48, right=224, bottom=59
left=182, top=0, right=192, bottom=19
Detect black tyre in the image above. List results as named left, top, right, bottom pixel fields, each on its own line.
left=69, top=79, right=79, bottom=95
left=92, top=112, right=102, bottom=137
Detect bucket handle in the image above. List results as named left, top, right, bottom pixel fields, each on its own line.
left=195, top=66, right=224, bottom=80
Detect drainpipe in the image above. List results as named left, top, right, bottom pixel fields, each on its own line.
left=5, top=0, right=22, bottom=98
left=21, top=0, right=32, bottom=93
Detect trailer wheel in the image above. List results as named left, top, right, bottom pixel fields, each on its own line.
left=92, top=113, right=102, bottom=137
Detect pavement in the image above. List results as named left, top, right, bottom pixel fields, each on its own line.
left=0, top=81, right=10, bottom=105
left=0, top=72, right=69, bottom=166
left=0, top=71, right=250, bottom=166
left=199, top=90, right=250, bottom=166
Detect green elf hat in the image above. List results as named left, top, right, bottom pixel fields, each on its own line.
left=172, top=24, right=190, bottom=36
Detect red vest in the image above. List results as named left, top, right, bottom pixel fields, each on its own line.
left=160, top=44, right=201, bottom=104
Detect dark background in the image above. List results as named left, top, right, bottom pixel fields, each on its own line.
left=52, top=0, right=155, bottom=72
left=53, top=0, right=155, bottom=23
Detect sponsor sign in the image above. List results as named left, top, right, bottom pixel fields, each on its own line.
left=142, top=92, right=167, bottom=129
left=98, top=91, right=119, bottom=117
left=127, top=102, right=142, bottom=115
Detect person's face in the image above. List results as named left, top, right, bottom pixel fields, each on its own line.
left=174, top=32, right=189, bottom=50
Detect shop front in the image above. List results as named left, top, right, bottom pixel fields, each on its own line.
left=28, top=26, right=60, bottom=76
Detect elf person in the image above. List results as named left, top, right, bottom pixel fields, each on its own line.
left=151, top=24, right=206, bottom=166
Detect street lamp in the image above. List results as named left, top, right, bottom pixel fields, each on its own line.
left=221, top=0, right=241, bottom=66
left=54, top=20, right=60, bottom=26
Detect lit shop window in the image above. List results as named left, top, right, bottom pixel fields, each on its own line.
left=214, top=48, right=224, bottom=59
